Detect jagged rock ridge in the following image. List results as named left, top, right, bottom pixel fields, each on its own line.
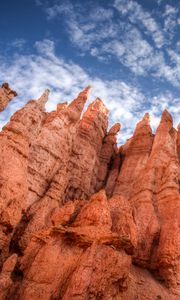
left=0, top=85, right=179, bottom=299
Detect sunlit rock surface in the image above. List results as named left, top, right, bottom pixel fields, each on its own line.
left=0, top=85, right=179, bottom=299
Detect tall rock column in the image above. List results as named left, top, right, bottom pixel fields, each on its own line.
left=26, top=86, right=91, bottom=208
left=151, top=111, right=180, bottom=288
left=112, top=113, right=158, bottom=268
left=128, top=110, right=180, bottom=288
left=113, top=113, right=154, bottom=199
left=176, top=123, right=180, bottom=162
left=63, top=98, right=109, bottom=201
left=0, top=91, right=48, bottom=265
left=114, top=113, right=153, bottom=198
left=15, top=87, right=91, bottom=252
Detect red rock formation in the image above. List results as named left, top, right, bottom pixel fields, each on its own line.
left=0, top=253, right=18, bottom=299
left=150, top=111, right=180, bottom=288
left=0, top=85, right=179, bottom=299
left=0, top=90, right=48, bottom=265
left=15, top=87, right=92, bottom=251
left=105, top=153, right=121, bottom=197
left=26, top=86, right=91, bottom=207
left=113, top=112, right=154, bottom=199
left=177, top=124, right=180, bottom=152
left=64, top=98, right=109, bottom=201
left=0, top=83, right=17, bottom=112
left=95, top=123, right=120, bottom=192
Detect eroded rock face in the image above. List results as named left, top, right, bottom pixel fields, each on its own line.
left=0, top=83, right=17, bottom=112
left=0, top=85, right=179, bottom=299
left=0, top=91, right=48, bottom=266
left=113, top=112, right=154, bottom=199
left=26, top=86, right=91, bottom=207
left=63, top=98, right=109, bottom=201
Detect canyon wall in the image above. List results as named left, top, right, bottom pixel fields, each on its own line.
left=0, top=85, right=179, bottom=299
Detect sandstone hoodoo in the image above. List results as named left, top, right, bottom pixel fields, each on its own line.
left=0, top=85, right=179, bottom=300
left=0, top=83, right=17, bottom=112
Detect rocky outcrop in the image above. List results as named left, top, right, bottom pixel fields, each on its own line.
left=26, top=86, right=91, bottom=207
left=64, top=98, right=109, bottom=201
left=0, top=91, right=48, bottom=266
left=8, top=190, right=132, bottom=300
left=0, top=85, right=179, bottom=299
left=113, top=112, right=154, bottom=199
left=150, top=111, right=180, bottom=288
left=176, top=123, right=180, bottom=161
left=0, top=83, right=17, bottom=112
left=13, top=86, right=92, bottom=251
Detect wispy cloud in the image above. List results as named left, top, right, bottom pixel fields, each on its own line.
left=91, top=27, right=169, bottom=84
left=0, top=39, right=179, bottom=144
left=11, top=38, right=26, bottom=50
left=114, top=0, right=165, bottom=48
left=40, top=0, right=180, bottom=89
left=163, top=4, right=179, bottom=36
left=164, top=4, right=178, bottom=16
left=156, top=47, right=180, bottom=88
left=46, top=1, right=118, bottom=50
left=41, top=0, right=180, bottom=86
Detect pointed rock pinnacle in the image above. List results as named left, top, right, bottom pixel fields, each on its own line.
left=108, top=123, right=121, bottom=135
left=37, top=89, right=50, bottom=110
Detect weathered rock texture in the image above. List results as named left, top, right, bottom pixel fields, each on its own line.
left=0, top=85, right=179, bottom=299
left=0, top=83, right=17, bottom=112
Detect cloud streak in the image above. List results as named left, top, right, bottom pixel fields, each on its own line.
left=0, top=39, right=179, bottom=144
left=41, top=0, right=180, bottom=89
left=114, top=0, right=165, bottom=48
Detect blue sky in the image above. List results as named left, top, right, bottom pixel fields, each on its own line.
left=0, top=0, right=179, bottom=143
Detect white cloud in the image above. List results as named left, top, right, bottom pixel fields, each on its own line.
left=91, top=40, right=125, bottom=63
left=1, top=39, right=179, bottom=144
left=33, top=0, right=180, bottom=92
left=34, top=39, right=55, bottom=56
left=163, top=4, right=179, bottom=35
left=0, top=39, right=167, bottom=144
left=40, top=0, right=180, bottom=89
left=164, top=5, right=178, bottom=16
left=0, top=40, right=88, bottom=114
left=149, top=92, right=180, bottom=130
left=46, top=1, right=118, bottom=51
left=154, top=48, right=180, bottom=88
left=114, top=0, right=165, bottom=48
left=89, top=7, right=114, bottom=21
left=94, top=28, right=166, bottom=76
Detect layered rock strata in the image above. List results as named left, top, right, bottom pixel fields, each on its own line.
left=0, top=85, right=179, bottom=299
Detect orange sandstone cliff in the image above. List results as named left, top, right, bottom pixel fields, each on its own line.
left=0, top=85, right=179, bottom=300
